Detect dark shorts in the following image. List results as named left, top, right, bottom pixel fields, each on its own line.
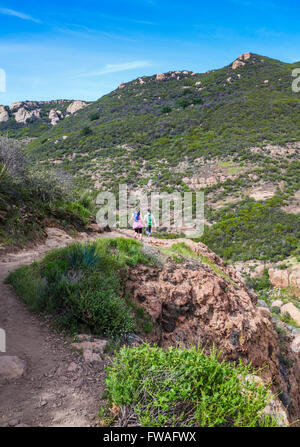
left=134, top=227, right=142, bottom=234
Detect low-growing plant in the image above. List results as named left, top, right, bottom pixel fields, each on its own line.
left=105, top=344, right=279, bottom=427
left=7, top=238, right=155, bottom=337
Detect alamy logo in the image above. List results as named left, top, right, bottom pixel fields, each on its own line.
left=0, top=328, right=6, bottom=352
left=96, top=184, right=204, bottom=237
left=0, top=68, right=6, bottom=92
left=292, top=68, right=300, bottom=93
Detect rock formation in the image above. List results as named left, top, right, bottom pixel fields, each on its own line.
left=124, top=237, right=300, bottom=423
left=14, top=107, right=41, bottom=124
left=0, top=105, right=9, bottom=122
left=66, top=100, right=87, bottom=114
left=232, top=52, right=252, bottom=70
left=269, top=265, right=300, bottom=297
left=49, top=109, right=60, bottom=125
left=156, top=73, right=166, bottom=81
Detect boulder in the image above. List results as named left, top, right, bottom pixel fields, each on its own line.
left=49, top=109, right=60, bottom=125
left=9, top=101, right=23, bottom=111
left=269, top=268, right=290, bottom=289
left=66, top=100, right=87, bottom=114
left=156, top=73, right=166, bottom=81
left=14, top=107, right=40, bottom=124
left=272, top=300, right=283, bottom=309
left=232, top=52, right=252, bottom=70
left=268, top=265, right=300, bottom=297
left=0, top=356, right=26, bottom=383
left=291, top=335, right=300, bottom=353
left=45, top=227, right=73, bottom=248
left=0, top=105, right=9, bottom=122
left=281, top=303, right=300, bottom=326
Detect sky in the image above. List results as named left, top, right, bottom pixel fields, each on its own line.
left=1, top=0, right=300, bottom=104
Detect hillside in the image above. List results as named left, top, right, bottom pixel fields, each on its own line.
left=20, top=52, right=300, bottom=198
left=1, top=52, right=300, bottom=261
left=0, top=100, right=89, bottom=139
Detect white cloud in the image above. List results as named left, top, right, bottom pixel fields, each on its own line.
left=75, top=60, right=152, bottom=78
left=0, top=8, right=41, bottom=23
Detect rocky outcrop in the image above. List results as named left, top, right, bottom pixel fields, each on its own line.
left=9, top=102, right=23, bottom=111
left=156, top=73, right=166, bottom=81
left=0, top=105, right=9, bottom=122
left=4, top=100, right=86, bottom=126
left=49, top=109, right=60, bottom=125
left=66, top=100, right=87, bottom=114
left=232, top=52, right=252, bottom=70
left=14, top=107, right=41, bottom=124
left=281, top=303, right=300, bottom=326
left=124, top=237, right=300, bottom=423
left=269, top=265, right=300, bottom=297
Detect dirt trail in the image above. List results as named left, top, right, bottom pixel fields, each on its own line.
left=0, top=228, right=193, bottom=427
left=0, top=229, right=121, bottom=427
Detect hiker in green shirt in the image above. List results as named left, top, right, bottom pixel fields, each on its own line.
left=144, top=209, right=156, bottom=237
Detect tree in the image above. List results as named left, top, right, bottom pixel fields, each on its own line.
left=0, top=136, right=27, bottom=181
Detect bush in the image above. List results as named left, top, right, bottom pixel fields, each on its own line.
left=0, top=136, right=27, bottom=181
left=8, top=238, right=155, bottom=337
left=26, top=167, right=74, bottom=204
left=81, top=126, right=93, bottom=136
left=161, top=106, right=172, bottom=114
left=105, top=344, right=278, bottom=427
left=90, top=112, right=100, bottom=121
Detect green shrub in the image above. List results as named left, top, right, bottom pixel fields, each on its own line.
left=81, top=126, right=93, bottom=136
left=105, top=344, right=278, bottom=427
left=7, top=238, right=155, bottom=337
left=161, top=106, right=172, bottom=114
left=90, top=112, right=100, bottom=121
left=246, top=269, right=271, bottom=291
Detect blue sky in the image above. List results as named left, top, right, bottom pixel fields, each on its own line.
left=1, top=0, right=300, bottom=104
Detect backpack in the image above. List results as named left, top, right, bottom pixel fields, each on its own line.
left=134, top=212, right=140, bottom=222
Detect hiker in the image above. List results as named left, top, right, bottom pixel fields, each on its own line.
left=130, top=208, right=144, bottom=241
left=144, top=208, right=156, bottom=237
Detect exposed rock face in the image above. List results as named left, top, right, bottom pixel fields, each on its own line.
left=49, top=109, right=60, bottom=125
left=291, top=335, right=300, bottom=353
left=14, top=107, right=41, bottom=124
left=0, top=105, right=9, bottom=122
left=0, top=356, right=26, bottom=383
left=125, top=238, right=300, bottom=423
left=118, top=83, right=126, bottom=89
left=9, top=101, right=23, bottom=111
left=66, top=100, right=87, bottom=114
left=269, top=266, right=300, bottom=297
left=281, top=303, right=300, bottom=326
left=232, top=52, right=252, bottom=70
left=156, top=73, right=166, bottom=81
left=44, top=227, right=73, bottom=249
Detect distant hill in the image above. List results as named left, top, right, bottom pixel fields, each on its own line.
left=10, top=53, right=297, bottom=197
left=0, top=99, right=89, bottom=138
left=1, top=52, right=300, bottom=260
left=0, top=53, right=300, bottom=260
